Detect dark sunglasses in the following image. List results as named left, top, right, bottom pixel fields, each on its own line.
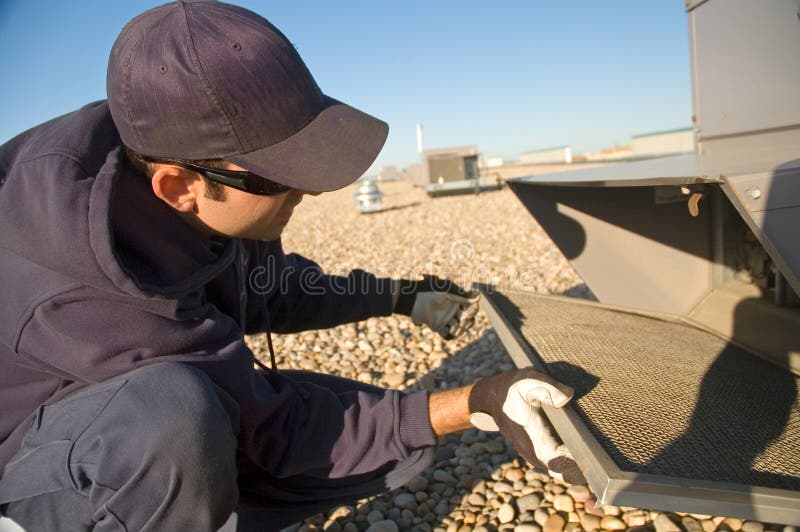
left=143, top=157, right=293, bottom=196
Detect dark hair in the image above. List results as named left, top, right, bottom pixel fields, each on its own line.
left=122, top=145, right=227, bottom=201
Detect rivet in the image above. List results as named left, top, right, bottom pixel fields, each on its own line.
left=232, top=43, right=241, bottom=51
left=159, top=65, right=168, bottom=74
left=748, top=187, right=762, bottom=200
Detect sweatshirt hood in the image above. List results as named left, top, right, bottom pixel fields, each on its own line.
left=0, top=101, right=236, bottom=299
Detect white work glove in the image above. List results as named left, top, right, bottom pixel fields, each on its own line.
left=469, top=368, right=586, bottom=484
left=394, top=275, right=480, bottom=339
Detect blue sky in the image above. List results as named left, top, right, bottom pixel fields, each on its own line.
left=0, top=1, right=692, bottom=175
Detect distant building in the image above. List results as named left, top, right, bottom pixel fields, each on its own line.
left=519, top=146, right=572, bottom=165
left=480, top=155, right=505, bottom=168
left=582, top=145, right=633, bottom=162
left=631, top=127, right=695, bottom=157
left=422, top=145, right=479, bottom=184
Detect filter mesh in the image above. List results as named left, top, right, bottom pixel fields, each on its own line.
left=492, top=291, right=800, bottom=489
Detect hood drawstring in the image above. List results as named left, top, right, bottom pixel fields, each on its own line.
left=253, top=241, right=278, bottom=373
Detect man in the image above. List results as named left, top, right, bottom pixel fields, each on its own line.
left=0, top=1, right=582, bottom=530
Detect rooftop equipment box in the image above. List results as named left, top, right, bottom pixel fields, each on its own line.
left=478, top=0, right=800, bottom=524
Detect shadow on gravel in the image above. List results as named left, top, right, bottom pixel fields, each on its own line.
left=347, top=285, right=600, bottom=531
left=361, top=326, right=523, bottom=532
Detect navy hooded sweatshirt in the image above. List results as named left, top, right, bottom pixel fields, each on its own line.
left=0, top=101, right=436, bottom=477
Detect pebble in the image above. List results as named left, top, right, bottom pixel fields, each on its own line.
left=494, top=482, right=514, bottom=494
left=516, top=494, right=542, bottom=514
left=702, top=520, right=717, bottom=532
left=742, top=522, right=764, bottom=532
left=682, top=516, right=704, bottom=532
left=505, top=469, right=525, bottom=482
left=623, top=511, right=647, bottom=527
left=515, top=526, right=542, bottom=532
left=434, top=470, right=458, bottom=485
left=406, top=477, right=428, bottom=493
left=498, top=503, right=516, bottom=524
left=324, top=521, right=342, bottom=532
left=365, top=520, right=399, bottom=532
left=599, top=516, right=626, bottom=530
left=583, top=498, right=605, bottom=517
left=393, top=493, right=418, bottom=511
left=534, top=508, right=551, bottom=527
left=366, top=511, right=384, bottom=524
left=543, top=514, right=566, bottom=532
left=552, top=494, right=574, bottom=513
left=723, top=518, right=743, bottom=530
left=580, top=514, right=601, bottom=531
left=654, top=513, right=682, bottom=532
left=565, top=485, right=591, bottom=503
left=467, top=493, right=486, bottom=506
left=327, top=507, right=353, bottom=520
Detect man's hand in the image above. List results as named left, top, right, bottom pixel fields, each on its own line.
left=394, top=275, right=479, bottom=339
left=468, top=368, right=586, bottom=484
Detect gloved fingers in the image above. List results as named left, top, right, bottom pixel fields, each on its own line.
left=547, top=446, right=587, bottom=485
left=502, top=376, right=574, bottom=420
left=519, top=406, right=586, bottom=485
left=443, top=292, right=480, bottom=339
left=494, top=412, right=549, bottom=473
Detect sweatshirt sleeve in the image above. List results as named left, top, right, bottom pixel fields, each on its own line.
left=16, top=288, right=436, bottom=478
left=245, top=240, right=395, bottom=334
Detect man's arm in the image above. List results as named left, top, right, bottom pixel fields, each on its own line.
left=245, top=240, right=394, bottom=334
left=429, top=384, right=474, bottom=436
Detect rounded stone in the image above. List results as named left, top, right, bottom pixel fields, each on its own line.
left=468, top=493, right=486, bottom=506
left=505, top=469, right=525, bottom=482
left=433, top=470, right=458, bottom=485
left=654, top=513, right=682, bottom=532
left=580, top=514, right=601, bottom=532
left=742, top=522, right=765, bottom=532
left=552, top=494, right=574, bottom=513
left=681, top=517, right=704, bottom=532
left=493, top=481, right=514, bottom=493
left=543, top=514, right=566, bottom=532
left=515, top=525, right=542, bottom=532
left=324, top=521, right=343, bottom=532
left=393, top=493, right=418, bottom=511
left=367, top=511, right=385, bottom=524
left=498, top=503, right=516, bottom=524
left=599, top=516, right=626, bottom=531
left=516, top=494, right=542, bottom=514
left=565, top=485, right=591, bottom=503
left=623, top=511, right=647, bottom=527
left=534, top=508, right=551, bottom=527
left=406, top=477, right=428, bottom=493
left=366, top=520, right=399, bottom=532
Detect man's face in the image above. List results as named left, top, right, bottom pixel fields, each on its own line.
left=192, top=163, right=317, bottom=241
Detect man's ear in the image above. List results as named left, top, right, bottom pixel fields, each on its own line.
left=150, top=165, right=202, bottom=212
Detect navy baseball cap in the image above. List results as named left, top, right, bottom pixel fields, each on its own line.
left=107, top=0, right=388, bottom=192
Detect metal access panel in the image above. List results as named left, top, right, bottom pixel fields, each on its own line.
left=480, top=0, right=800, bottom=521
left=507, top=179, right=717, bottom=317
left=479, top=288, right=800, bottom=524
left=688, top=0, right=800, bottom=178
left=689, top=0, right=800, bottom=139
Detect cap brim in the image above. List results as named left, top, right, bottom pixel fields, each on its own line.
left=228, top=96, right=388, bottom=193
